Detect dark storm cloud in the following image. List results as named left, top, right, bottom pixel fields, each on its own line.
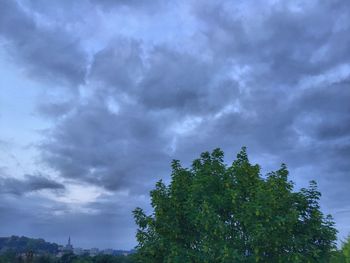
left=38, top=0, right=350, bottom=206
left=0, top=174, right=65, bottom=196
left=295, top=80, right=350, bottom=141
left=194, top=1, right=350, bottom=85
left=39, top=38, right=241, bottom=193
left=90, top=42, right=239, bottom=113
left=0, top=0, right=87, bottom=86
left=40, top=98, right=172, bottom=192
left=37, top=101, right=75, bottom=119
left=90, top=38, right=144, bottom=93
left=89, top=0, right=163, bottom=13
left=138, top=47, right=238, bottom=113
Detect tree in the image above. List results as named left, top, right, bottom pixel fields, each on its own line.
left=59, top=252, right=77, bottom=263
left=133, top=148, right=337, bottom=263
left=330, top=235, right=350, bottom=263
left=342, top=236, right=350, bottom=263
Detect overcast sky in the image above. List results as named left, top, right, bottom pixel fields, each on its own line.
left=0, top=0, right=349, bottom=250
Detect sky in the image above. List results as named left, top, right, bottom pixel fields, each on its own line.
left=0, top=0, right=349, bottom=250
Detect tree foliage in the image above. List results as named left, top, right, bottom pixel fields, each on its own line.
left=133, top=148, right=337, bottom=262
left=330, top=236, right=350, bottom=263
left=343, top=236, right=350, bottom=263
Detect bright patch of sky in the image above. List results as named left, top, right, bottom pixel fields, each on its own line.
left=0, top=48, right=49, bottom=178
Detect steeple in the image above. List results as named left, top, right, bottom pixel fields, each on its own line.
left=65, top=236, right=73, bottom=251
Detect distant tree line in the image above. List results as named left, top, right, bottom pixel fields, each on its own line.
left=0, top=251, right=136, bottom=263
left=0, top=237, right=135, bottom=263
left=0, top=236, right=58, bottom=255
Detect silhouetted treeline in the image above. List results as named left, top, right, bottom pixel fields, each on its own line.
left=0, top=252, right=136, bottom=263
left=0, top=236, right=58, bottom=255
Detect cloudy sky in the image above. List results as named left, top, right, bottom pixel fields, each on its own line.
left=0, top=0, right=349, bottom=250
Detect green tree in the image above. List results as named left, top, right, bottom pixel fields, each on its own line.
left=330, top=236, right=350, bottom=263
left=33, top=255, right=56, bottom=263
left=0, top=249, right=16, bottom=263
left=343, top=236, right=350, bottom=263
left=133, top=148, right=337, bottom=263
left=59, top=252, right=77, bottom=263
left=330, top=250, right=346, bottom=263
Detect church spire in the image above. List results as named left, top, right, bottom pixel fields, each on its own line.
left=65, top=236, right=73, bottom=251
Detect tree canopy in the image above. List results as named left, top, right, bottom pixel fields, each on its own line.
left=330, top=235, right=350, bottom=263
left=133, top=148, right=337, bottom=263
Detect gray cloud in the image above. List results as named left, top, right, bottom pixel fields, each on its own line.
left=90, top=42, right=239, bottom=114
left=138, top=46, right=237, bottom=113
left=36, top=101, right=75, bottom=119
left=194, top=1, right=350, bottom=86
left=40, top=99, right=172, bottom=192
left=89, top=38, right=144, bottom=94
left=0, top=0, right=87, bottom=86
left=0, top=174, right=65, bottom=196
left=89, top=0, right=164, bottom=13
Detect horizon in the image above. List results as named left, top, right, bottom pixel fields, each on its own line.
left=0, top=235, right=133, bottom=251
left=0, top=0, right=349, bottom=249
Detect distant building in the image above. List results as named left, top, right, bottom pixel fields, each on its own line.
left=73, top=247, right=84, bottom=255
left=102, top=249, right=113, bottom=255
left=65, top=236, right=73, bottom=252
left=57, top=245, right=64, bottom=257
left=56, top=237, right=74, bottom=257
left=89, top=248, right=99, bottom=256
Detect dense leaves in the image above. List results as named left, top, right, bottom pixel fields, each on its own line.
left=133, top=148, right=337, bottom=262
left=330, top=236, right=350, bottom=263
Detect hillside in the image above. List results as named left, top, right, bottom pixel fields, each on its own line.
left=0, top=236, right=59, bottom=254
